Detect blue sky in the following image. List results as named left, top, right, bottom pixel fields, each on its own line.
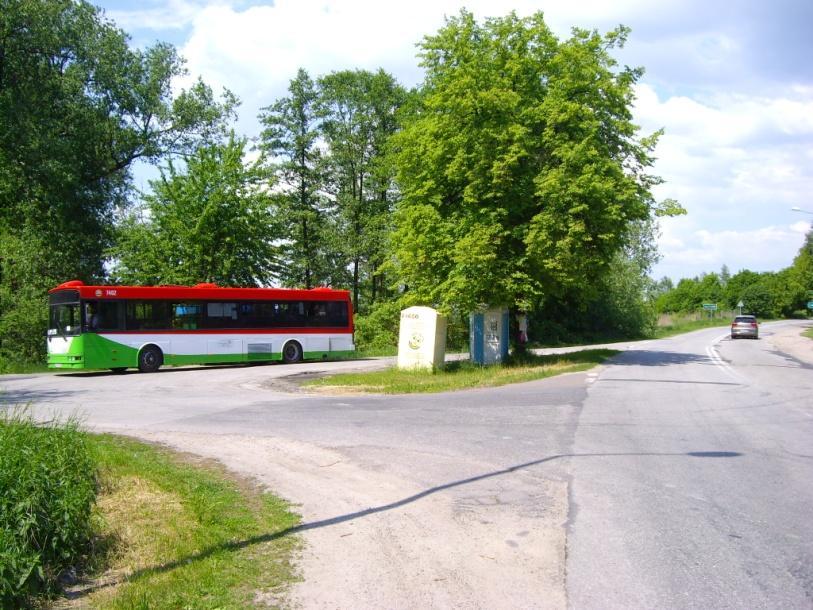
left=95, top=0, right=813, bottom=281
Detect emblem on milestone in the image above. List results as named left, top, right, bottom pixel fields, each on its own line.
left=408, top=332, right=424, bottom=350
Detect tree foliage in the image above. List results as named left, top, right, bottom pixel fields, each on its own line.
left=110, top=136, right=279, bottom=286
left=655, top=232, right=813, bottom=319
left=0, top=0, right=235, bottom=363
left=260, top=69, right=336, bottom=289
left=317, top=69, right=406, bottom=311
left=258, top=68, right=406, bottom=310
left=390, top=11, right=668, bottom=318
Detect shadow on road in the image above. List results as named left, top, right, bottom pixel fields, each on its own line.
left=69, top=449, right=743, bottom=597
left=608, top=350, right=713, bottom=367
left=56, top=357, right=387, bottom=378
left=56, top=362, right=277, bottom=377
left=0, top=388, right=78, bottom=405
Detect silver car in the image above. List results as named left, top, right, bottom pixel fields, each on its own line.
left=731, top=315, right=758, bottom=339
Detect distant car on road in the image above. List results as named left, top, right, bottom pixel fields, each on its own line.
left=731, top=315, right=759, bottom=339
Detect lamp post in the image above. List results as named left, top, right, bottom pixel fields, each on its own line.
left=791, top=206, right=813, bottom=215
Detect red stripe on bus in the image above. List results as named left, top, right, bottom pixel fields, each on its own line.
left=49, top=282, right=351, bottom=302
left=93, top=329, right=353, bottom=335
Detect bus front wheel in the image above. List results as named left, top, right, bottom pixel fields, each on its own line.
left=138, top=346, right=163, bottom=373
left=282, top=341, right=303, bottom=364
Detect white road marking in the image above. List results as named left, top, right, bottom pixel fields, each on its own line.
left=706, top=334, right=750, bottom=384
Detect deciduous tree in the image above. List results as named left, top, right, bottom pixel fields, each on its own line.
left=0, top=0, right=234, bottom=364
left=318, top=69, right=406, bottom=311
left=260, top=69, right=338, bottom=289
left=390, top=11, right=672, bottom=325
left=110, top=135, right=279, bottom=286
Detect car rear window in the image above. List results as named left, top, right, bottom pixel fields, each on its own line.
left=734, top=316, right=756, bottom=323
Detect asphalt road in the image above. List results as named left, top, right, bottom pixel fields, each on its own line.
left=567, top=322, right=813, bottom=609
left=1, top=321, right=811, bottom=608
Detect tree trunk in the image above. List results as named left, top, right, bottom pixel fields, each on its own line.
left=302, top=216, right=311, bottom=288
left=353, top=257, right=360, bottom=313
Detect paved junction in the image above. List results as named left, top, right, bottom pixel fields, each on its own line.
left=2, top=321, right=812, bottom=609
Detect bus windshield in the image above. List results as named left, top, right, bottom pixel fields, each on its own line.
left=48, top=292, right=82, bottom=337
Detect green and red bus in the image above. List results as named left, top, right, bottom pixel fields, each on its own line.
left=47, top=281, right=354, bottom=372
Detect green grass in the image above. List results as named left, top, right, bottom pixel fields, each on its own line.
left=0, top=359, right=51, bottom=375
left=803, top=327, right=813, bottom=340
left=339, top=346, right=398, bottom=358
left=649, top=317, right=733, bottom=339
left=0, top=408, right=96, bottom=607
left=71, top=435, right=301, bottom=609
left=304, top=349, right=618, bottom=394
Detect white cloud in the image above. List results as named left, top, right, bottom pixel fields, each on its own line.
left=106, top=0, right=203, bottom=31
left=791, top=220, right=812, bottom=234
left=101, top=0, right=813, bottom=282
left=636, top=82, right=813, bottom=278
left=655, top=221, right=808, bottom=279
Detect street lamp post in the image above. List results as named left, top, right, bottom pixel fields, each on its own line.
left=791, top=206, right=813, bottom=215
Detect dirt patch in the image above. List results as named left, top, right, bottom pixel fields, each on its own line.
left=260, top=369, right=380, bottom=395
left=137, top=431, right=569, bottom=610
left=766, top=323, right=813, bottom=365
left=258, top=370, right=332, bottom=394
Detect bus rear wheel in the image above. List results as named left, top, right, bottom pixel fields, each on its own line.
left=282, top=341, right=303, bottom=364
left=138, top=346, right=163, bottom=373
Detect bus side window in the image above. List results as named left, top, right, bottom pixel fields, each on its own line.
left=306, top=302, right=329, bottom=327
left=277, top=301, right=305, bottom=326
left=126, top=301, right=171, bottom=330
left=173, top=303, right=201, bottom=329
left=326, top=301, right=349, bottom=327
left=206, top=302, right=238, bottom=328
left=84, top=301, right=123, bottom=331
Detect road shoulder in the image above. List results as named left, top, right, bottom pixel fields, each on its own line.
left=135, top=431, right=568, bottom=609
left=764, top=322, right=813, bottom=365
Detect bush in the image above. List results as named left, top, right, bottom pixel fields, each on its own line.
left=0, top=408, right=97, bottom=606
left=353, top=300, right=402, bottom=351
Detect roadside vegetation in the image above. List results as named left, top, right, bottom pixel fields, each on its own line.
left=803, top=328, right=813, bottom=340
left=1, top=3, right=810, bottom=376
left=650, top=233, right=812, bottom=323
left=305, top=349, right=618, bottom=394
left=0, top=409, right=96, bottom=607
left=0, top=409, right=300, bottom=608
left=649, top=316, right=737, bottom=339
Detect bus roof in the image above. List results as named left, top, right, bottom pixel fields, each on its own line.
left=49, top=280, right=351, bottom=302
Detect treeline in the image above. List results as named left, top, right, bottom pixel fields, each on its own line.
left=653, top=234, right=813, bottom=318
left=2, top=2, right=686, bottom=367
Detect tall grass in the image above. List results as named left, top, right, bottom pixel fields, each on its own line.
left=650, top=316, right=733, bottom=339
left=0, top=408, right=97, bottom=606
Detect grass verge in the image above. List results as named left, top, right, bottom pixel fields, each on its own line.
left=304, top=349, right=618, bottom=394
left=649, top=317, right=733, bottom=339
left=803, top=327, right=813, bottom=340
left=0, top=409, right=96, bottom=606
left=0, top=359, right=51, bottom=375
left=65, top=434, right=300, bottom=609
